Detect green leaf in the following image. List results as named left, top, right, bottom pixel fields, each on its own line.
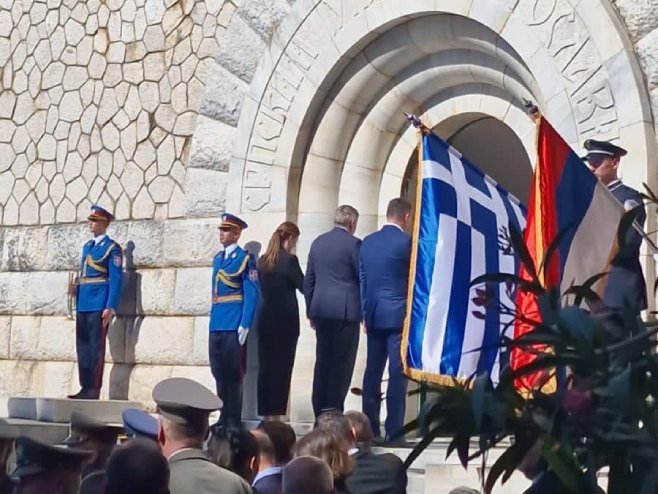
left=541, top=440, right=581, bottom=494
left=605, top=365, right=631, bottom=411
left=403, top=424, right=441, bottom=469
left=557, top=306, right=596, bottom=343
left=508, top=221, right=539, bottom=283
left=471, top=372, right=490, bottom=430
left=484, top=442, right=530, bottom=494
left=539, top=222, right=575, bottom=279
left=617, top=206, right=640, bottom=250
left=469, top=272, right=541, bottom=293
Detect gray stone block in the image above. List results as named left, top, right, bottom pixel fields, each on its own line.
left=198, top=64, right=247, bottom=126
left=163, top=219, right=218, bottom=268
left=0, top=226, right=49, bottom=271
left=8, top=397, right=38, bottom=420
left=4, top=418, right=70, bottom=444
left=184, top=168, right=228, bottom=218
left=44, top=224, right=90, bottom=271
left=11, top=397, right=144, bottom=423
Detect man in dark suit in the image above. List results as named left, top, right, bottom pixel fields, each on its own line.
left=317, top=410, right=406, bottom=494
left=251, top=429, right=281, bottom=494
left=304, top=205, right=362, bottom=417
left=359, top=198, right=412, bottom=443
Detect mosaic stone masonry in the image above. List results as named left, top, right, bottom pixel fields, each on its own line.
left=0, top=0, right=239, bottom=225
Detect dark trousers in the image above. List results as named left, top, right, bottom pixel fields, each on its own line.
left=312, top=318, right=360, bottom=417
left=209, top=331, right=245, bottom=424
left=258, top=331, right=298, bottom=416
left=75, top=311, right=107, bottom=396
left=362, top=330, right=408, bottom=440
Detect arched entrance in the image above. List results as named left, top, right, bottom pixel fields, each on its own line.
left=403, top=114, right=533, bottom=208
left=215, top=0, right=656, bottom=423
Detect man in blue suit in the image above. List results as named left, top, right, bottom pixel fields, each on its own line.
left=359, top=198, right=412, bottom=443
left=69, top=205, right=123, bottom=400
left=304, top=205, right=362, bottom=417
left=209, top=213, right=259, bottom=426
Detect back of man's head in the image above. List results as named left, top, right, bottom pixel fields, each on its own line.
left=207, top=425, right=260, bottom=483
left=314, top=410, right=354, bottom=448
left=386, top=197, right=412, bottom=221
left=282, top=456, right=334, bottom=494
left=158, top=414, right=207, bottom=453
left=344, top=411, right=374, bottom=447
left=104, top=438, right=169, bottom=494
left=257, top=421, right=296, bottom=465
left=251, top=429, right=276, bottom=471
left=334, top=205, right=359, bottom=231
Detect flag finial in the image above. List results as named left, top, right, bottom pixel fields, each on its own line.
left=404, top=113, right=431, bottom=134
left=523, top=99, right=541, bottom=121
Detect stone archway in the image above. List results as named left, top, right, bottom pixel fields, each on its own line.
left=192, top=0, right=657, bottom=423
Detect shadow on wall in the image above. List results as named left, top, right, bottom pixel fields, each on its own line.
left=243, top=241, right=262, bottom=420
left=108, top=240, right=143, bottom=400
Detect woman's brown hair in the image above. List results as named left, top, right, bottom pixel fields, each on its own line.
left=258, top=221, right=300, bottom=272
left=294, top=428, right=354, bottom=481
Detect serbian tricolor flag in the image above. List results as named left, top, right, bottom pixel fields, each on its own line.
left=512, top=116, right=623, bottom=391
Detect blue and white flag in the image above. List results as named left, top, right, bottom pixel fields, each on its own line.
left=401, top=132, right=527, bottom=384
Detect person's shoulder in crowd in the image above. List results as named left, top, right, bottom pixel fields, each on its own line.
left=346, top=447, right=407, bottom=494
left=169, top=448, right=252, bottom=494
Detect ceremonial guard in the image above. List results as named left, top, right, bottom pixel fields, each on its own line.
left=209, top=213, right=259, bottom=425
left=69, top=205, right=123, bottom=400
left=582, top=139, right=648, bottom=314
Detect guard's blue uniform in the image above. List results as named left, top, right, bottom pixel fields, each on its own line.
left=73, top=206, right=123, bottom=399
left=208, top=213, right=259, bottom=425
left=209, top=246, right=259, bottom=331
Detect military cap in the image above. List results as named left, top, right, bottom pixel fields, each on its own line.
left=88, top=204, right=115, bottom=223
left=122, top=408, right=158, bottom=441
left=219, top=213, right=248, bottom=231
left=582, top=139, right=628, bottom=163
left=11, top=436, right=92, bottom=478
left=152, top=377, right=222, bottom=425
left=62, top=411, right=123, bottom=446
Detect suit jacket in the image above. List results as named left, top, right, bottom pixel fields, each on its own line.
left=604, top=181, right=648, bottom=311
left=257, top=249, right=304, bottom=336
left=359, top=225, right=412, bottom=330
left=168, top=448, right=252, bottom=494
left=345, top=447, right=407, bottom=494
left=252, top=468, right=283, bottom=494
left=304, top=227, right=362, bottom=322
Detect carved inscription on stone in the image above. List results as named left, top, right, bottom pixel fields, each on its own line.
left=518, top=0, right=619, bottom=140
left=243, top=35, right=319, bottom=211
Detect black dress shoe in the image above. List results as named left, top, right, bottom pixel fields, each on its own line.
left=67, top=390, right=100, bottom=400
left=67, top=390, right=85, bottom=399
left=386, top=438, right=414, bottom=448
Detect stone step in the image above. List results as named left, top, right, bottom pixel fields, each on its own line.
left=2, top=418, right=70, bottom=444
left=8, top=397, right=143, bottom=423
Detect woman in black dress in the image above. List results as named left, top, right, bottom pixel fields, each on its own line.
left=256, top=221, right=303, bottom=421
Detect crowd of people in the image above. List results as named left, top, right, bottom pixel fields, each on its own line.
left=0, top=377, right=415, bottom=494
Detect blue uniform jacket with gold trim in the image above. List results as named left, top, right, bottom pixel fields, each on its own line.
left=76, top=236, right=123, bottom=312
left=209, top=246, right=259, bottom=332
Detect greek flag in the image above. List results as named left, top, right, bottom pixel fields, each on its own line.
left=401, top=132, right=527, bottom=384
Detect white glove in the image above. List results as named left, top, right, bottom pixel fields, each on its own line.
left=238, top=326, right=249, bottom=346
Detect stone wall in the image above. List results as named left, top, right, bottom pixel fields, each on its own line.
left=1, top=0, right=658, bottom=421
